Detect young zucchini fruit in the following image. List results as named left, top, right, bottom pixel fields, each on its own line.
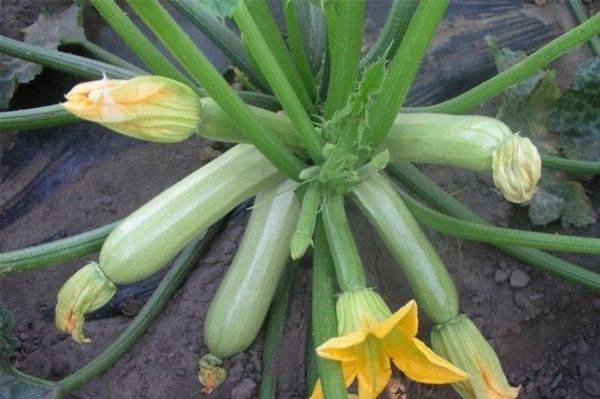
left=351, top=172, right=458, bottom=324
left=197, top=101, right=541, bottom=203
left=199, top=179, right=300, bottom=393
left=56, top=144, right=284, bottom=343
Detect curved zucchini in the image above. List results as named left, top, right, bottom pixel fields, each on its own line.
left=100, top=144, right=283, bottom=284
left=351, top=172, right=459, bottom=323
left=204, top=179, right=299, bottom=358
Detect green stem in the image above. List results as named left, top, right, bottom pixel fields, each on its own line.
left=0, top=221, right=118, bottom=275
left=52, top=223, right=223, bottom=398
left=305, top=320, right=319, bottom=396
left=0, top=105, right=78, bottom=131
left=126, top=0, right=307, bottom=180
left=168, top=0, right=268, bottom=90
left=258, top=261, right=297, bottom=399
left=89, top=0, right=193, bottom=85
left=321, top=193, right=367, bottom=292
left=542, top=153, right=600, bottom=175
left=283, top=0, right=319, bottom=101
left=243, top=0, right=314, bottom=111
left=0, top=35, right=138, bottom=79
left=289, top=0, right=326, bottom=76
left=569, top=0, right=600, bottom=56
left=2, top=365, right=53, bottom=389
left=233, top=2, right=324, bottom=163
left=311, top=219, right=348, bottom=398
left=392, top=184, right=600, bottom=255
left=323, top=0, right=365, bottom=118
left=359, top=0, right=418, bottom=70
left=408, top=13, right=600, bottom=114
left=388, top=162, right=600, bottom=291
left=365, top=0, right=449, bottom=149
left=290, top=184, right=320, bottom=259
left=70, top=40, right=146, bottom=73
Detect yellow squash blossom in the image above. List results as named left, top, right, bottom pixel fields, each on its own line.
left=312, top=288, right=468, bottom=398
left=62, top=75, right=202, bottom=142
left=432, top=314, right=520, bottom=399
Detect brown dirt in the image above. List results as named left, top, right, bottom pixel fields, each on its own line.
left=1, top=1, right=599, bottom=399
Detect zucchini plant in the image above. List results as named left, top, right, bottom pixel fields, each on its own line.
left=1, top=0, right=599, bottom=398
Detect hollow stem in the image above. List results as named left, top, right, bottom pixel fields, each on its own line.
left=321, top=193, right=367, bottom=292
left=0, top=221, right=118, bottom=275
left=311, top=219, right=348, bottom=398
left=569, top=0, right=600, bottom=56
left=0, top=105, right=78, bottom=131
left=89, top=0, right=193, bottom=85
left=365, top=0, right=449, bottom=149
left=126, top=0, right=307, bottom=180
left=541, top=153, right=600, bottom=175
left=407, top=13, right=600, bottom=114
left=69, top=39, right=145, bottom=73
left=388, top=162, right=600, bottom=291
left=359, top=0, right=418, bottom=70
left=0, top=35, right=138, bottom=79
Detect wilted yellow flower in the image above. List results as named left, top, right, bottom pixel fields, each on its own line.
left=311, top=288, right=467, bottom=399
left=492, top=135, right=541, bottom=203
left=62, top=75, right=202, bottom=142
left=431, top=314, right=520, bottom=399
left=55, top=262, right=116, bottom=343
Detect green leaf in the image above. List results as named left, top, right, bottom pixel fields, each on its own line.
left=528, top=173, right=597, bottom=228
left=0, top=305, right=17, bottom=364
left=548, top=57, right=600, bottom=161
left=0, top=4, right=86, bottom=109
left=187, top=0, right=241, bottom=22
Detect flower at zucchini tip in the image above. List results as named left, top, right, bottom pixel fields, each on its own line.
left=62, top=75, right=202, bottom=142
left=492, top=134, right=541, bottom=204
left=310, top=288, right=468, bottom=399
left=55, top=262, right=116, bottom=343
left=431, top=314, right=520, bottom=399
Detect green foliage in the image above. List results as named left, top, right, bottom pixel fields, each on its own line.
left=191, top=0, right=241, bottom=22
left=317, top=57, right=386, bottom=192
left=0, top=4, right=85, bottom=109
left=549, top=57, right=600, bottom=161
left=487, top=36, right=598, bottom=227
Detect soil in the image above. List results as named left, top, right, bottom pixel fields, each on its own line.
left=1, top=1, right=599, bottom=399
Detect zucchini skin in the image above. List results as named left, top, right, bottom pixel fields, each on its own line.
left=99, top=144, right=283, bottom=284
left=204, top=179, right=299, bottom=358
left=351, top=172, right=459, bottom=324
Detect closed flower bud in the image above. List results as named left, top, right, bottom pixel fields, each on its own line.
left=431, top=314, right=520, bottom=399
left=492, top=135, right=541, bottom=203
left=62, top=76, right=202, bottom=142
left=55, top=262, right=116, bottom=343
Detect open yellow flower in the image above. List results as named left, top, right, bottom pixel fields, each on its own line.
left=62, top=75, right=202, bottom=142
left=311, top=288, right=468, bottom=398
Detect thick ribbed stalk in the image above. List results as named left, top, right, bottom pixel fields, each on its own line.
left=321, top=193, right=367, bottom=292
left=569, top=0, right=600, bottom=56
left=312, top=219, right=348, bottom=399
left=72, top=40, right=145, bottom=73
left=365, top=0, right=449, bottom=149
left=258, top=261, right=297, bottom=399
left=0, top=221, right=118, bottom=275
left=168, top=0, right=267, bottom=90
left=392, top=183, right=600, bottom=255
left=359, top=0, right=418, bottom=70
left=408, top=13, right=600, bottom=114
left=89, top=0, right=192, bottom=85
left=50, top=222, right=223, bottom=398
left=323, top=0, right=365, bottom=118
left=243, top=0, right=314, bottom=110
left=233, top=2, right=323, bottom=163
left=0, top=35, right=138, bottom=79
left=286, top=0, right=326, bottom=76
left=126, top=0, right=307, bottom=180
left=388, top=162, right=600, bottom=291
left=283, top=0, right=319, bottom=101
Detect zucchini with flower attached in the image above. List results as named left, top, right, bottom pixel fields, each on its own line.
left=55, top=144, right=284, bottom=343
left=197, top=101, right=541, bottom=203
left=199, top=179, right=299, bottom=393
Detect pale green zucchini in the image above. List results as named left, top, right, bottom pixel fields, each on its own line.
left=203, top=179, right=300, bottom=358
left=100, top=144, right=283, bottom=284
left=351, top=172, right=459, bottom=323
